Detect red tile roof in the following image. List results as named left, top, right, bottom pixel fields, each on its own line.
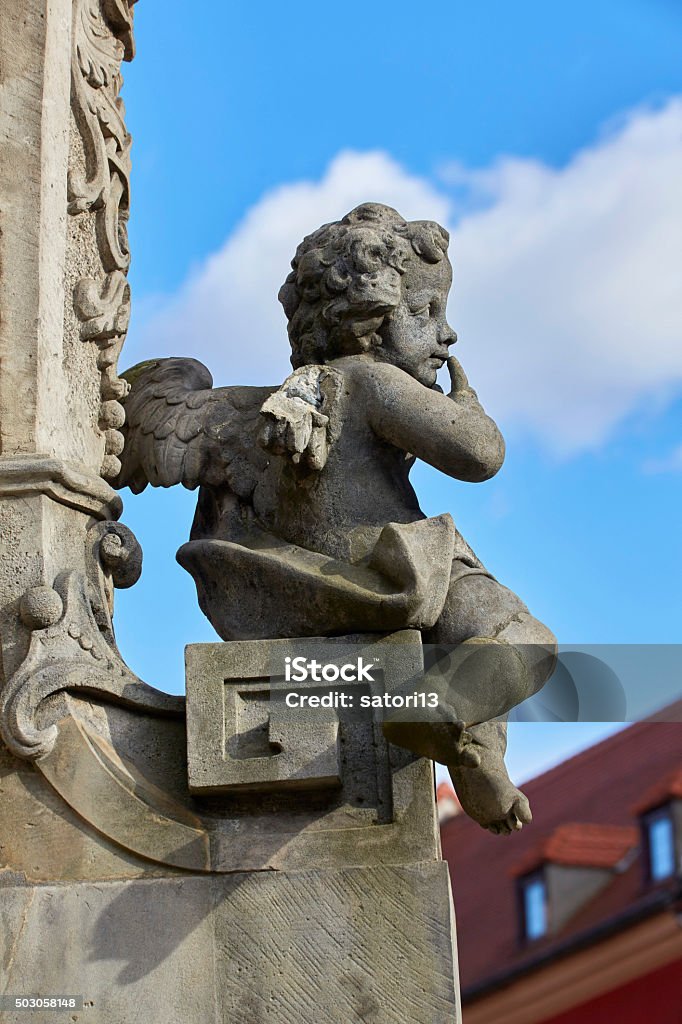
left=440, top=710, right=682, bottom=996
left=510, top=822, right=639, bottom=876
left=436, top=781, right=459, bottom=804
left=631, top=767, right=682, bottom=814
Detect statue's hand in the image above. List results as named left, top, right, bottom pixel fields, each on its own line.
left=446, top=356, right=478, bottom=403
left=258, top=390, right=329, bottom=471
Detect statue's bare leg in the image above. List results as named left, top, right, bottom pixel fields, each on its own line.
left=421, top=569, right=556, bottom=832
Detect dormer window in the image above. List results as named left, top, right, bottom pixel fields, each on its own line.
left=519, top=871, right=548, bottom=941
left=512, top=823, right=639, bottom=946
left=643, top=806, right=676, bottom=882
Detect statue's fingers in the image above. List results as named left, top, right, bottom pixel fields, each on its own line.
left=272, top=419, right=284, bottom=443
left=261, top=415, right=289, bottom=455
left=306, top=425, right=329, bottom=471
left=310, top=409, right=329, bottom=429
left=284, top=418, right=297, bottom=452
left=447, top=356, right=469, bottom=393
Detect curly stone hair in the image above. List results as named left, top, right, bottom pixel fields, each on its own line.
left=279, top=203, right=450, bottom=369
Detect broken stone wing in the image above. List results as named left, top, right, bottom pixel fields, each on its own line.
left=258, top=365, right=340, bottom=471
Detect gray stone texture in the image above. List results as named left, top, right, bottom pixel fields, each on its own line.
left=0, top=864, right=460, bottom=1024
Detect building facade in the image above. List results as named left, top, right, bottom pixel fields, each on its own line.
left=441, top=712, right=682, bottom=1022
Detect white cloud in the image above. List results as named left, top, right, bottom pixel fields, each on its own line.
left=449, top=99, right=682, bottom=453
left=134, top=99, right=682, bottom=455
left=133, top=152, right=451, bottom=387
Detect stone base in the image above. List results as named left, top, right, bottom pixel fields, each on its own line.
left=1, top=863, right=460, bottom=1024
left=0, top=629, right=460, bottom=1023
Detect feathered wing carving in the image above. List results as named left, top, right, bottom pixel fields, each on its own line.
left=115, top=358, right=274, bottom=498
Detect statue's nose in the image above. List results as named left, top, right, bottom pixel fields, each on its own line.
left=439, top=324, right=457, bottom=346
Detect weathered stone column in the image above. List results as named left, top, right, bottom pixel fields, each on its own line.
left=0, top=4, right=461, bottom=1022
left=0, top=0, right=132, bottom=682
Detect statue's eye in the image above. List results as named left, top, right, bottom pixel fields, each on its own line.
left=409, top=305, right=430, bottom=317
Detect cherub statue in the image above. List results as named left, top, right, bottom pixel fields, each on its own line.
left=117, top=203, right=557, bottom=834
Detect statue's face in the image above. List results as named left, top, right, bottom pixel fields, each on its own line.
left=379, top=256, right=456, bottom=386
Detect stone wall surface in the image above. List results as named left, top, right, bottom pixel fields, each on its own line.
left=0, top=864, right=458, bottom=1024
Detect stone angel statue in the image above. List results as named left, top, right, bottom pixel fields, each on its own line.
left=116, top=203, right=557, bottom=834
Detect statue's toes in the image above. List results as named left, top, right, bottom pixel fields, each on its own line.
left=505, top=795, right=532, bottom=832
left=487, top=819, right=512, bottom=836
left=513, top=794, right=532, bottom=824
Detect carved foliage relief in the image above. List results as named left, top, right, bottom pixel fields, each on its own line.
left=69, top=0, right=137, bottom=479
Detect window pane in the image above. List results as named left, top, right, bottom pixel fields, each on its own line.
left=648, top=815, right=675, bottom=881
left=523, top=878, right=547, bottom=940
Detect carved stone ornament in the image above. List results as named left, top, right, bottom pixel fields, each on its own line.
left=0, top=454, right=123, bottom=519
left=73, top=270, right=131, bottom=478
left=0, top=522, right=181, bottom=763
left=68, top=0, right=135, bottom=270
left=69, top=0, right=137, bottom=480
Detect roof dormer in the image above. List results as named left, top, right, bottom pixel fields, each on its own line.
left=512, top=823, right=639, bottom=943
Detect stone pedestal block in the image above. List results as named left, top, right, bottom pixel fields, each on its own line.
left=0, top=632, right=460, bottom=1021
left=0, top=864, right=459, bottom=1024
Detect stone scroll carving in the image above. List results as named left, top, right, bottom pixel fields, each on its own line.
left=0, top=523, right=182, bottom=763
left=69, top=0, right=137, bottom=480
left=68, top=0, right=135, bottom=272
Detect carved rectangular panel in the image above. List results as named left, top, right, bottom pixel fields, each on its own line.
left=185, top=631, right=424, bottom=795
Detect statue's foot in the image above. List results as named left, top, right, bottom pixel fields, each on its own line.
left=382, top=717, right=477, bottom=765
left=381, top=698, right=532, bottom=834
left=447, top=758, right=532, bottom=835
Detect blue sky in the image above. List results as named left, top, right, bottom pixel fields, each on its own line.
left=114, top=0, right=682, bottom=783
